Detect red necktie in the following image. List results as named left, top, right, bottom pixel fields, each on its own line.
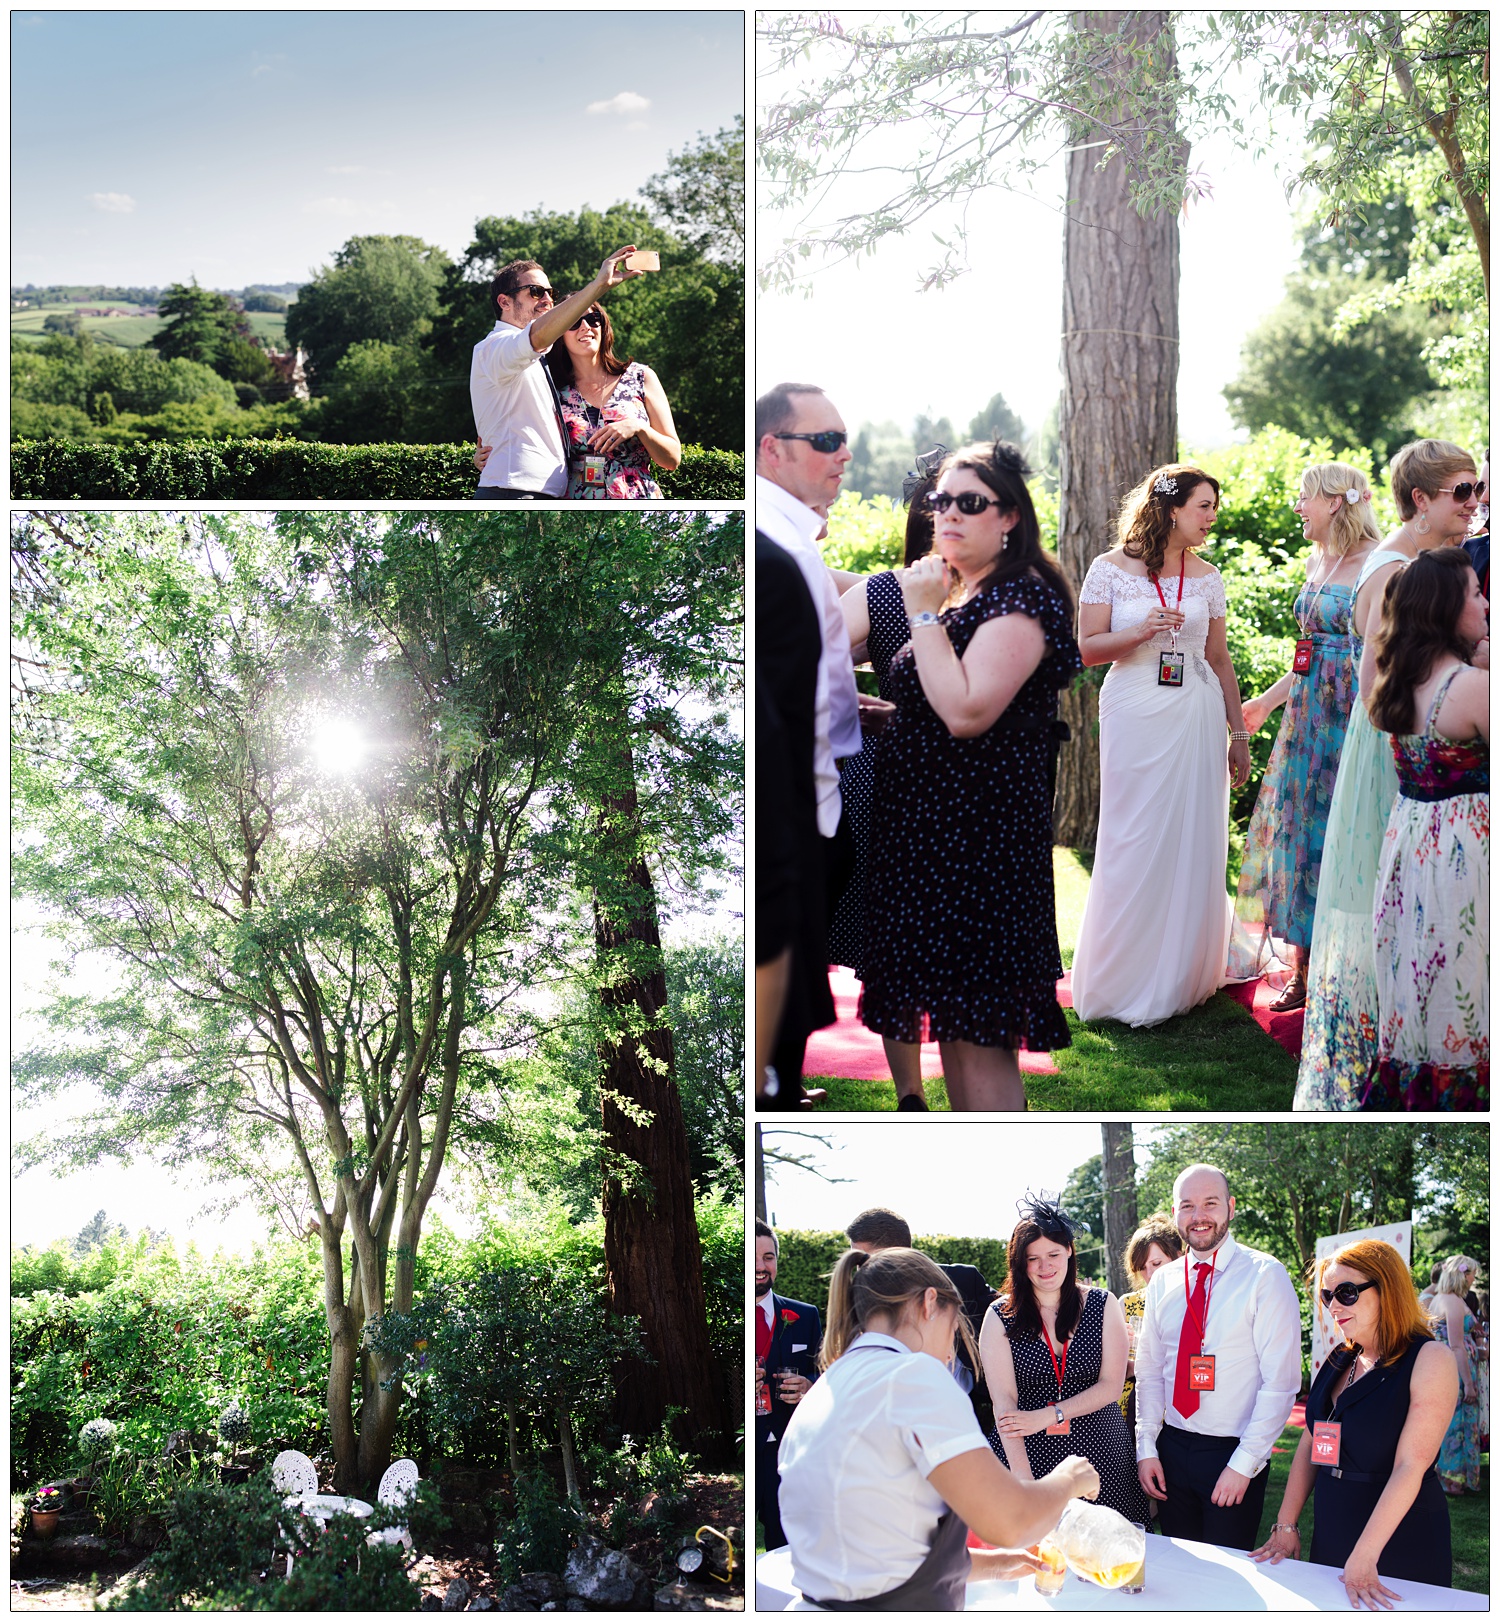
left=756, top=1304, right=772, bottom=1363
left=1173, top=1262, right=1212, bottom=1418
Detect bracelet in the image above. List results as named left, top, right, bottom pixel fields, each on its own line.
left=1270, top=1523, right=1299, bottom=1537
left=1229, top=729, right=1251, bottom=742
left=910, top=611, right=943, bottom=629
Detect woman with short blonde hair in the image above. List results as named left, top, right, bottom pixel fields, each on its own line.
left=1426, top=1256, right=1483, bottom=1493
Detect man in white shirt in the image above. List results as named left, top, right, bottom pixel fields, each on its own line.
left=470, top=246, right=642, bottom=499
left=1134, top=1163, right=1301, bottom=1550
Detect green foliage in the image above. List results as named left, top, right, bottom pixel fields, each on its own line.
left=78, top=1415, right=118, bottom=1461
left=968, top=391, right=1027, bottom=446
left=10, top=438, right=741, bottom=499
left=491, top=1468, right=584, bottom=1589
left=106, top=1475, right=420, bottom=1611
left=286, top=234, right=451, bottom=380
left=585, top=1414, right=694, bottom=1545
left=664, top=937, right=744, bottom=1194
left=640, top=118, right=745, bottom=265
left=151, top=280, right=253, bottom=372
left=771, top=1229, right=1010, bottom=1315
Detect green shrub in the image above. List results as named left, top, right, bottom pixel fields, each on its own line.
left=9, top=439, right=743, bottom=501
left=490, top=1468, right=584, bottom=1588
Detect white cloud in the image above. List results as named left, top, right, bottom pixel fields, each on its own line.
left=586, top=91, right=650, bottom=116
left=88, top=192, right=135, bottom=214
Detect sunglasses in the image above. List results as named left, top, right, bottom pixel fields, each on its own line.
left=926, top=490, right=1007, bottom=516
left=568, top=312, right=604, bottom=332
left=511, top=283, right=553, bottom=301
left=1319, top=1280, right=1378, bottom=1308
left=1436, top=481, right=1487, bottom=502
left=773, top=430, right=848, bottom=453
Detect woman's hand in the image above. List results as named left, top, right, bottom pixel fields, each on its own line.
left=1241, top=695, right=1269, bottom=735
left=970, top=1547, right=1047, bottom=1582
left=995, top=1408, right=1049, bottom=1439
left=589, top=416, right=642, bottom=457
left=900, top=554, right=951, bottom=618
left=1058, top=1455, right=1100, bottom=1501
left=1340, top=1549, right=1402, bottom=1611
left=1250, top=1523, right=1302, bottom=1565
left=1472, top=637, right=1490, bottom=671
left=1135, top=606, right=1185, bottom=646
left=473, top=440, right=493, bottom=474
left=1462, top=1379, right=1478, bottom=1405
left=1228, top=738, right=1251, bottom=788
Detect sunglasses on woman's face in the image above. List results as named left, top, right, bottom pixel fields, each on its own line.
left=1320, top=1280, right=1378, bottom=1307
left=1437, top=481, right=1487, bottom=502
left=926, top=490, right=1005, bottom=516
left=568, top=312, right=604, bottom=332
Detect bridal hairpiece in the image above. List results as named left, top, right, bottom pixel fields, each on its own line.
left=1344, top=487, right=1370, bottom=503
left=1153, top=474, right=1178, bottom=497
left=901, top=444, right=948, bottom=506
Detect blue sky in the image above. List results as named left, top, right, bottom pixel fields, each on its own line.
left=12, top=9, right=744, bottom=288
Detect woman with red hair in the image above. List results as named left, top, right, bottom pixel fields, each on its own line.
left=1251, top=1240, right=1458, bottom=1605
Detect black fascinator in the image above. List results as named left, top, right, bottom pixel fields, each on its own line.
left=1017, top=1191, right=1075, bottom=1245
left=901, top=444, right=948, bottom=506
left=990, top=440, right=1033, bottom=481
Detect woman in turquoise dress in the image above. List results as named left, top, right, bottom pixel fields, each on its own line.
left=1294, top=440, right=1483, bottom=1109
left=1228, top=463, right=1379, bottom=1005
left=1430, top=1257, right=1484, bottom=1493
left=1359, top=548, right=1488, bottom=1109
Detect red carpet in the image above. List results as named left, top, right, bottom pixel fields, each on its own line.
left=805, top=966, right=1300, bottom=1085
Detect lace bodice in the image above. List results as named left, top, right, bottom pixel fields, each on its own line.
left=1079, top=555, right=1226, bottom=659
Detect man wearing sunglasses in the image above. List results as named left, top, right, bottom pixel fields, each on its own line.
left=1134, top=1163, right=1301, bottom=1552
left=470, top=245, right=644, bottom=500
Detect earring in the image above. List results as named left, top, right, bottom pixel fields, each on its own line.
left=1416, top=512, right=1431, bottom=535
left=1170, top=515, right=1177, bottom=530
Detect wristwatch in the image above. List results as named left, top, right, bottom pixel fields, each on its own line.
left=1054, top=1404, right=1065, bottom=1426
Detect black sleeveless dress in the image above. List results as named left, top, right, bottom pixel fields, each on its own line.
left=1306, top=1340, right=1451, bottom=1584
left=985, top=1289, right=1149, bottom=1524
left=827, top=571, right=910, bottom=979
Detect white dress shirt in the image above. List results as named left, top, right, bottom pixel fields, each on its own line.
left=755, top=474, right=862, bottom=837
left=1134, top=1231, right=1302, bottom=1479
left=469, top=319, right=568, bottom=494
left=777, top=1332, right=987, bottom=1604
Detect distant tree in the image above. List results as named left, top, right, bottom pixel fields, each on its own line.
left=286, top=235, right=451, bottom=381
left=218, top=335, right=276, bottom=388
left=967, top=391, right=1027, bottom=447
left=1060, top=1155, right=1104, bottom=1246
left=1224, top=274, right=1434, bottom=466
left=844, top=420, right=916, bottom=501
left=242, top=290, right=290, bottom=314
left=42, top=312, right=81, bottom=336
left=640, top=117, right=745, bottom=265
left=663, top=936, right=745, bottom=1195
left=150, top=280, right=252, bottom=371
left=72, top=1209, right=127, bottom=1257
left=310, top=340, right=428, bottom=444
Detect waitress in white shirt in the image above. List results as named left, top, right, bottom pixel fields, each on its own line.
left=778, top=1246, right=1099, bottom=1610
left=1134, top=1163, right=1303, bottom=1550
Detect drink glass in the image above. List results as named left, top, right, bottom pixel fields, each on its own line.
left=1120, top=1524, right=1146, bottom=1594
left=774, top=1367, right=800, bottom=1402
left=1033, top=1537, right=1067, bottom=1597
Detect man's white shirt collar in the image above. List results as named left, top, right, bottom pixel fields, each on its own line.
left=755, top=474, right=825, bottom=550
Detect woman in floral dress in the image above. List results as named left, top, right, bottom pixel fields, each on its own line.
left=1430, top=1257, right=1484, bottom=1492
left=1228, top=463, right=1379, bottom=1007
left=1295, top=440, right=1483, bottom=1108
left=1360, top=548, right=1488, bottom=1109
left=546, top=302, right=680, bottom=498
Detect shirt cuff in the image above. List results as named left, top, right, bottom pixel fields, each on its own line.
left=1228, top=1446, right=1265, bottom=1479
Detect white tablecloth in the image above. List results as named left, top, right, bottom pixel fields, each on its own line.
left=285, top=1493, right=374, bottom=1524
left=755, top=1536, right=1488, bottom=1612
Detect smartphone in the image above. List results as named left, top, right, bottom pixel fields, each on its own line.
left=625, top=250, right=660, bottom=272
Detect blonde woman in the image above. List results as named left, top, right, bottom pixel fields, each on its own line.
left=1429, top=1257, right=1483, bottom=1493
left=1295, top=440, right=1482, bottom=1108
left=1227, top=463, right=1380, bottom=1008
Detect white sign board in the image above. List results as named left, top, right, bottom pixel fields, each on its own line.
left=1311, top=1220, right=1413, bottom=1379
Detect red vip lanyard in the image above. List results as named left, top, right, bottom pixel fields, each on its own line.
left=1040, top=1319, right=1069, bottom=1402
left=1183, top=1249, right=1219, bottom=1342
left=1150, top=555, right=1187, bottom=646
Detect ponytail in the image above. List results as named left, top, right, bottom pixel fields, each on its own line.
left=820, top=1246, right=980, bottom=1373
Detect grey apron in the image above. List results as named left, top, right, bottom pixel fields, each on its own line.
left=807, top=1341, right=973, bottom=1612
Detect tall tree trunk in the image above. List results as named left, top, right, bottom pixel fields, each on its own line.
left=1100, top=1125, right=1138, bottom=1296
left=593, top=727, right=730, bottom=1459
left=1054, top=9, right=1183, bottom=847
left=557, top=1406, right=582, bottom=1505
left=754, top=1123, right=768, bottom=1222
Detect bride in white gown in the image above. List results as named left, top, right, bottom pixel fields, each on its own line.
left=1071, top=465, right=1252, bottom=1027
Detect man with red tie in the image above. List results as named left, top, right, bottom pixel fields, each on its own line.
left=754, top=1219, right=822, bottom=1550
left=1134, top=1163, right=1301, bottom=1550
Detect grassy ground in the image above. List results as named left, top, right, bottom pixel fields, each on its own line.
left=12, top=309, right=286, bottom=347
left=1252, top=1422, right=1488, bottom=1595
left=810, top=848, right=1297, bottom=1109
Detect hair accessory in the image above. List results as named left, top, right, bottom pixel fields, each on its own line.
left=1344, top=487, right=1369, bottom=504
left=901, top=445, right=948, bottom=506
left=1153, top=474, right=1179, bottom=497
left=990, top=440, right=1032, bottom=480
left=1017, top=1192, right=1075, bottom=1245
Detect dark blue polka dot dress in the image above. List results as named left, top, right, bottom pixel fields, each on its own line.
left=858, top=572, right=1082, bottom=1051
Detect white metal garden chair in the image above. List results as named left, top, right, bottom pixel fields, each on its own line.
left=271, top=1450, right=319, bottom=1575
left=366, top=1458, right=420, bottom=1554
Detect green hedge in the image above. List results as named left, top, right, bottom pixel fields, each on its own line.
left=9, top=439, right=745, bottom=502
left=770, top=1228, right=1010, bottom=1318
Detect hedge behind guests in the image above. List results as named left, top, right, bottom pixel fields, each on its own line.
left=771, top=1228, right=1010, bottom=1313
left=9, top=439, right=744, bottom=502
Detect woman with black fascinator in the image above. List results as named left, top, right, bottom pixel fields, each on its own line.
left=828, top=445, right=947, bottom=1111
left=856, top=441, right=1083, bottom=1110
left=980, top=1195, right=1151, bottom=1525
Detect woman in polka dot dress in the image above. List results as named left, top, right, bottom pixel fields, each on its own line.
left=859, top=441, right=1082, bottom=1110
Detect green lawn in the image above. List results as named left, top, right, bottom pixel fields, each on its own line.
left=809, top=848, right=1297, bottom=1109
left=12, top=309, right=286, bottom=348
left=1252, top=1421, right=1488, bottom=1595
